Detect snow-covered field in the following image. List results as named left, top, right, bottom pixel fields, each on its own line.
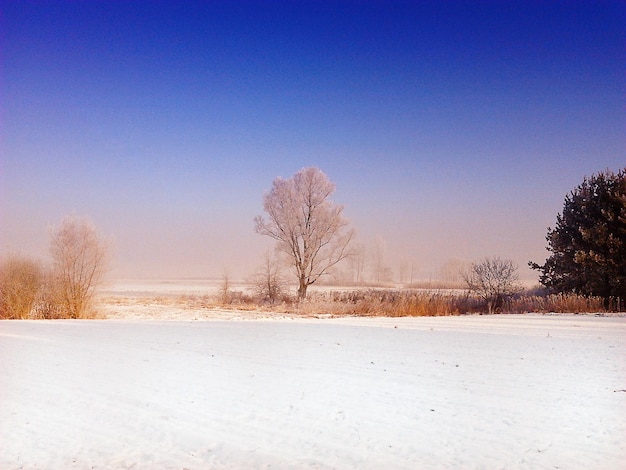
left=2, top=313, right=625, bottom=469
left=100, top=279, right=232, bottom=297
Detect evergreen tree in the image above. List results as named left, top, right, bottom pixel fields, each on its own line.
left=530, top=168, right=626, bottom=307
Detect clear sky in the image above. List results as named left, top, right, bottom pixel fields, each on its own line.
left=1, top=1, right=624, bottom=281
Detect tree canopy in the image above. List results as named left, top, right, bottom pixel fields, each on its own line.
left=530, top=168, right=626, bottom=306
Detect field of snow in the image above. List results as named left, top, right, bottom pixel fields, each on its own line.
left=2, top=314, right=625, bottom=469
left=100, top=279, right=230, bottom=297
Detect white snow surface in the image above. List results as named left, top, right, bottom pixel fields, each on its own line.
left=1, top=314, right=625, bottom=469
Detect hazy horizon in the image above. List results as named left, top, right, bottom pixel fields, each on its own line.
left=2, top=1, right=624, bottom=282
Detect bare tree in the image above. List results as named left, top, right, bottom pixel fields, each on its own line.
left=251, top=250, right=285, bottom=303
left=438, top=258, right=471, bottom=288
left=49, top=215, right=109, bottom=318
left=399, top=260, right=419, bottom=285
left=349, top=242, right=367, bottom=285
left=254, top=167, right=355, bottom=299
left=0, top=255, right=43, bottom=319
left=409, top=261, right=417, bottom=286
left=372, top=235, right=386, bottom=284
left=371, top=235, right=393, bottom=284
left=219, top=269, right=232, bottom=305
left=463, top=257, right=521, bottom=314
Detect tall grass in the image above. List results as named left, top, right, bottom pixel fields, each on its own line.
left=162, top=288, right=622, bottom=317
left=508, top=293, right=610, bottom=314
left=91, top=288, right=626, bottom=319
left=297, top=289, right=619, bottom=317
left=301, top=290, right=477, bottom=317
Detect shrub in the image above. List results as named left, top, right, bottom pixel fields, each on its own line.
left=49, top=215, right=109, bottom=318
left=0, top=255, right=44, bottom=319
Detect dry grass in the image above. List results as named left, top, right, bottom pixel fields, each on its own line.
left=293, top=290, right=618, bottom=317
left=508, top=293, right=610, bottom=314
left=21, top=287, right=625, bottom=319
left=300, top=290, right=468, bottom=317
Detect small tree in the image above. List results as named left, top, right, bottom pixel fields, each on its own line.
left=530, top=168, right=625, bottom=307
left=254, top=167, right=355, bottom=299
left=251, top=250, right=285, bottom=303
left=49, top=215, right=109, bottom=318
left=0, top=255, right=43, bottom=319
left=464, top=257, right=521, bottom=314
left=219, top=269, right=232, bottom=305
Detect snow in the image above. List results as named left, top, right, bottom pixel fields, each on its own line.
left=100, top=279, right=227, bottom=297
left=1, top=314, right=625, bottom=469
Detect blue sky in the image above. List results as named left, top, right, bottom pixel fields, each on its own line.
left=2, top=1, right=624, bottom=281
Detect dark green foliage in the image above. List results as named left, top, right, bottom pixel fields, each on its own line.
left=530, top=168, right=626, bottom=306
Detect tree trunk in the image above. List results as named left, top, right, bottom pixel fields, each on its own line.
left=297, top=279, right=308, bottom=300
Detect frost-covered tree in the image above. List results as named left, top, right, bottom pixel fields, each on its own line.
left=49, top=215, right=109, bottom=318
left=464, top=257, right=521, bottom=314
left=530, top=168, right=626, bottom=306
left=254, top=167, right=355, bottom=299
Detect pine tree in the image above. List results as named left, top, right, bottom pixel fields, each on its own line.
left=530, top=168, right=626, bottom=307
